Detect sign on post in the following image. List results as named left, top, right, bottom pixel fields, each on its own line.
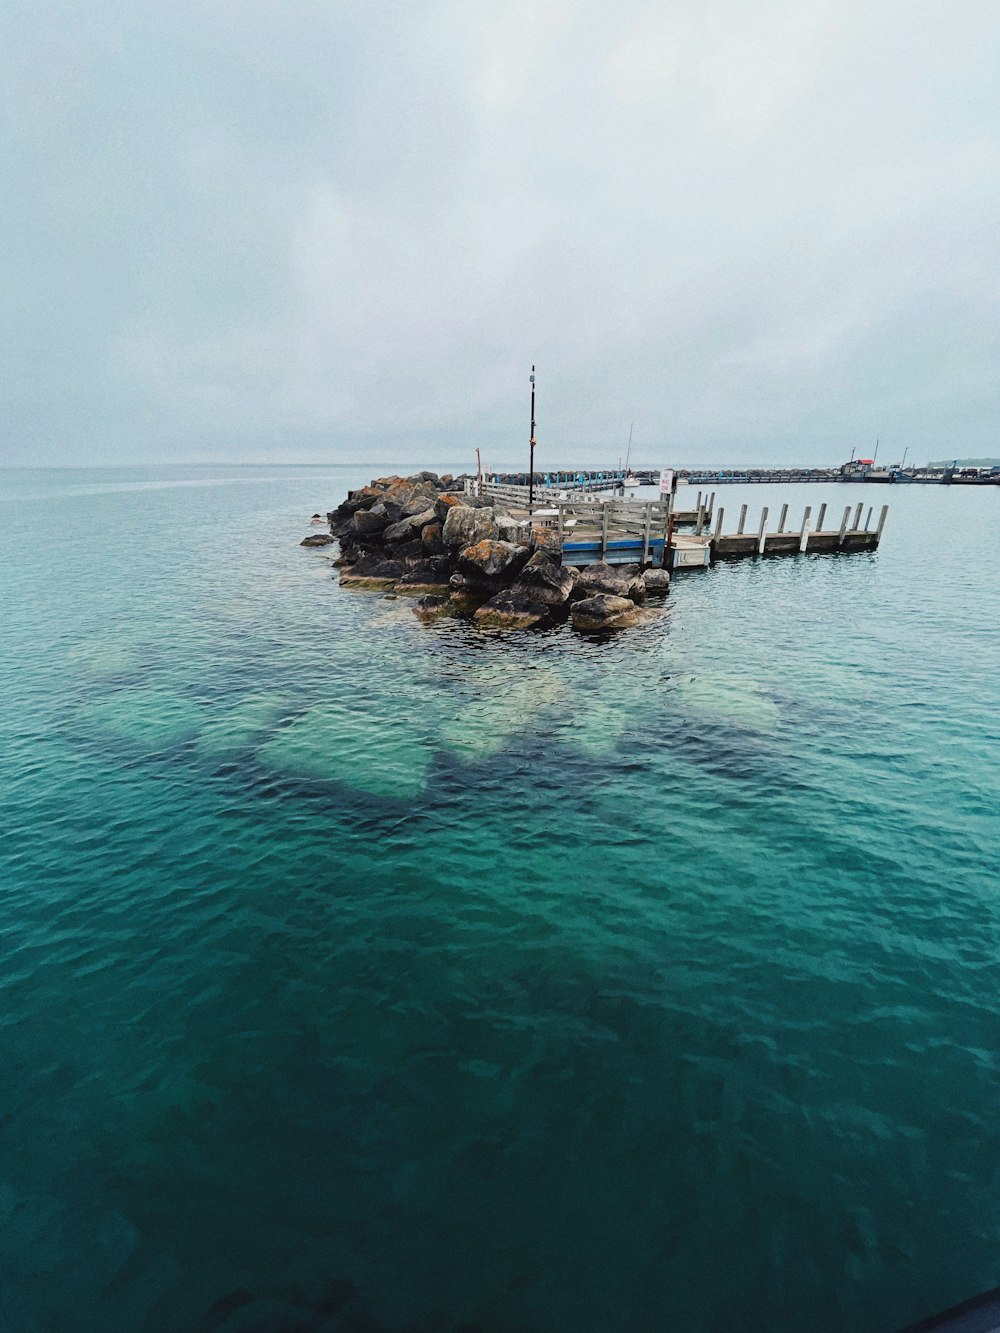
left=659, top=469, right=674, bottom=494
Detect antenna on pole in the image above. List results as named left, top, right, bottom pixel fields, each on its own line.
left=528, top=366, right=537, bottom=511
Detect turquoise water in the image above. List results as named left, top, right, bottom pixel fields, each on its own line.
left=2, top=465, right=998, bottom=1332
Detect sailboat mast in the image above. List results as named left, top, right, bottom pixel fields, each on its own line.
left=528, top=366, right=537, bottom=510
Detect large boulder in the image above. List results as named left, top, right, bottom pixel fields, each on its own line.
left=570, top=594, right=644, bottom=631
left=375, top=479, right=439, bottom=523
left=457, top=539, right=529, bottom=581
left=442, top=504, right=499, bottom=548
left=473, top=590, right=550, bottom=629
left=510, top=551, right=574, bottom=606
left=421, top=520, right=445, bottom=554
left=400, top=491, right=439, bottom=518
left=300, top=532, right=334, bottom=546
left=434, top=493, right=467, bottom=524
left=353, top=505, right=391, bottom=537
left=575, top=561, right=644, bottom=600
left=339, top=557, right=404, bottom=590
left=496, top=514, right=531, bottom=544
left=529, top=525, right=562, bottom=558
left=341, top=484, right=383, bottom=513
left=643, top=567, right=671, bottom=595
left=383, top=508, right=436, bottom=544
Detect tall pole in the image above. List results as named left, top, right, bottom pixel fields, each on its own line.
left=528, top=365, right=536, bottom=511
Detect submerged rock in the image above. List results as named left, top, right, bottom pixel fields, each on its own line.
left=570, top=593, right=643, bottom=630
left=412, top=594, right=454, bottom=622
left=299, top=532, right=334, bottom=546
left=257, top=702, right=432, bottom=798
left=439, top=665, right=566, bottom=759
left=473, top=590, right=550, bottom=629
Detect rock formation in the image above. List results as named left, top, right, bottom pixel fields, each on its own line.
left=303, top=472, right=670, bottom=632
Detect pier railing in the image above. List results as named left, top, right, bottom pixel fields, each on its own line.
left=470, top=479, right=715, bottom=529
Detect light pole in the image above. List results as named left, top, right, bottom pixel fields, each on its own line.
left=528, top=366, right=536, bottom=511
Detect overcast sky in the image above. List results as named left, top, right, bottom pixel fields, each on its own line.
left=2, top=0, right=998, bottom=468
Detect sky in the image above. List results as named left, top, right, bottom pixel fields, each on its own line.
left=1, top=0, right=998, bottom=469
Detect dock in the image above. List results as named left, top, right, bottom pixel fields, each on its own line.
left=470, top=484, right=889, bottom=570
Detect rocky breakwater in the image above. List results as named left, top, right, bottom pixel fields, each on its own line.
left=307, top=472, right=670, bottom=631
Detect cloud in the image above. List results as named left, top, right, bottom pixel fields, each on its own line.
left=1, top=0, right=997, bottom=465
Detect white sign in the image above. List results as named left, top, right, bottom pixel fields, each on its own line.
left=659, top=468, right=674, bottom=494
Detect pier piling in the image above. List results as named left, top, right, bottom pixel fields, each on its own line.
left=838, top=506, right=851, bottom=546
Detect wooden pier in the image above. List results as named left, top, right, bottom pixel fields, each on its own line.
left=499, top=496, right=888, bottom=569
left=709, top=501, right=887, bottom=558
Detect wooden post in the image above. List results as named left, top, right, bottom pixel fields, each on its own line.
left=738, top=503, right=747, bottom=534
left=642, top=502, right=652, bottom=565
left=600, top=503, right=609, bottom=559
left=852, top=501, right=863, bottom=531
left=696, top=490, right=702, bottom=512
left=876, top=504, right=889, bottom=540
left=664, top=490, right=674, bottom=569
left=799, top=506, right=811, bottom=553
left=695, top=503, right=705, bottom=535
left=558, top=506, right=564, bottom=544
left=864, top=505, right=873, bottom=530
left=714, top=507, right=724, bottom=539
left=778, top=503, right=788, bottom=533
left=817, top=502, right=827, bottom=532
left=757, top=507, right=769, bottom=555
left=838, top=505, right=851, bottom=546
